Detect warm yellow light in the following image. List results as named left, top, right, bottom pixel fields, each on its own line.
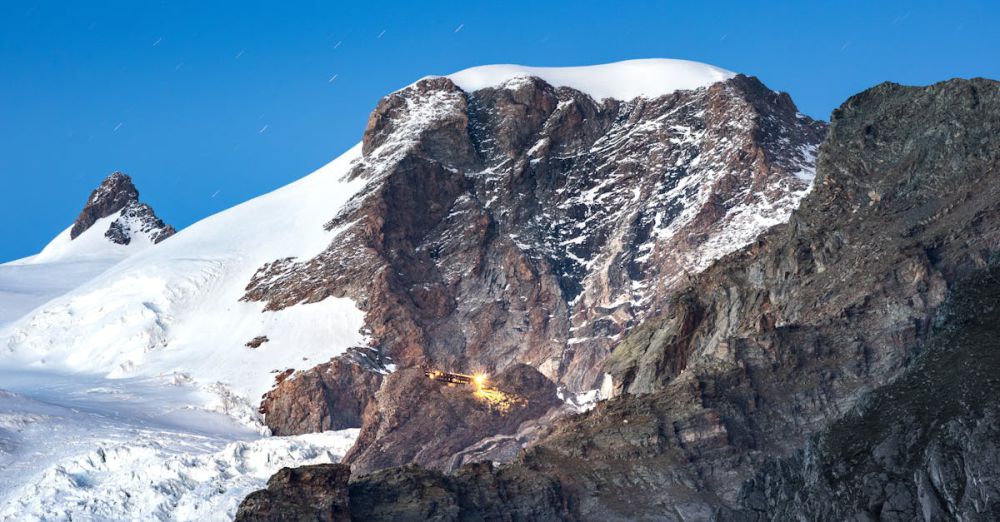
left=472, top=373, right=488, bottom=388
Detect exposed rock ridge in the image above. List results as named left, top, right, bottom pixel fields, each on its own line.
left=244, top=73, right=824, bottom=446
left=238, top=77, right=1000, bottom=520
left=70, top=172, right=175, bottom=244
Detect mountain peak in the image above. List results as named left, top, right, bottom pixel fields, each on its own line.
left=69, top=171, right=174, bottom=245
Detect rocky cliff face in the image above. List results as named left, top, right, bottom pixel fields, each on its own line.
left=238, top=77, right=1000, bottom=520
left=70, top=172, right=175, bottom=245
left=246, top=73, right=824, bottom=446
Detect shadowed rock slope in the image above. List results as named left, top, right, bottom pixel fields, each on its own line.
left=721, top=258, right=1000, bottom=521
left=238, top=77, right=1000, bottom=521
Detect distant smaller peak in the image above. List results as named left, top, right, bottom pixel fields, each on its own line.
left=69, top=171, right=143, bottom=240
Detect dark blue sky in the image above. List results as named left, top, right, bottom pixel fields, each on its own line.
left=2, top=0, right=998, bottom=262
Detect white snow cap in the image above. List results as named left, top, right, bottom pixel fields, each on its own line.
left=445, top=59, right=736, bottom=100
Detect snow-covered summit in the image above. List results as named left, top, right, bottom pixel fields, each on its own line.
left=443, top=58, right=736, bottom=100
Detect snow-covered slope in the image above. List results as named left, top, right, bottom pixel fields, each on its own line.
left=1, top=145, right=369, bottom=408
left=444, top=58, right=735, bottom=100
left=0, top=220, right=146, bottom=328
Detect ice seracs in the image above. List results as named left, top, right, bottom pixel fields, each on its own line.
left=0, top=370, right=358, bottom=522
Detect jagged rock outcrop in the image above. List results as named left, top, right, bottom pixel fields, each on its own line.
left=260, top=347, right=391, bottom=436
left=69, top=172, right=175, bottom=244
left=70, top=172, right=139, bottom=239
left=240, top=78, right=1000, bottom=519
left=245, top=73, right=824, bottom=440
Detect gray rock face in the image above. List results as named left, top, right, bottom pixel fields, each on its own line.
left=564, top=77, right=1000, bottom=517
left=246, top=73, right=824, bottom=440
left=348, top=462, right=570, bottom=522
left=238, top=78, right=1000, bottom=520
left=723, top=260, right=1000, bottom=521
left=70, top=172, right=175, bottom=245
left=240, top=462, right=571, bottom=522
